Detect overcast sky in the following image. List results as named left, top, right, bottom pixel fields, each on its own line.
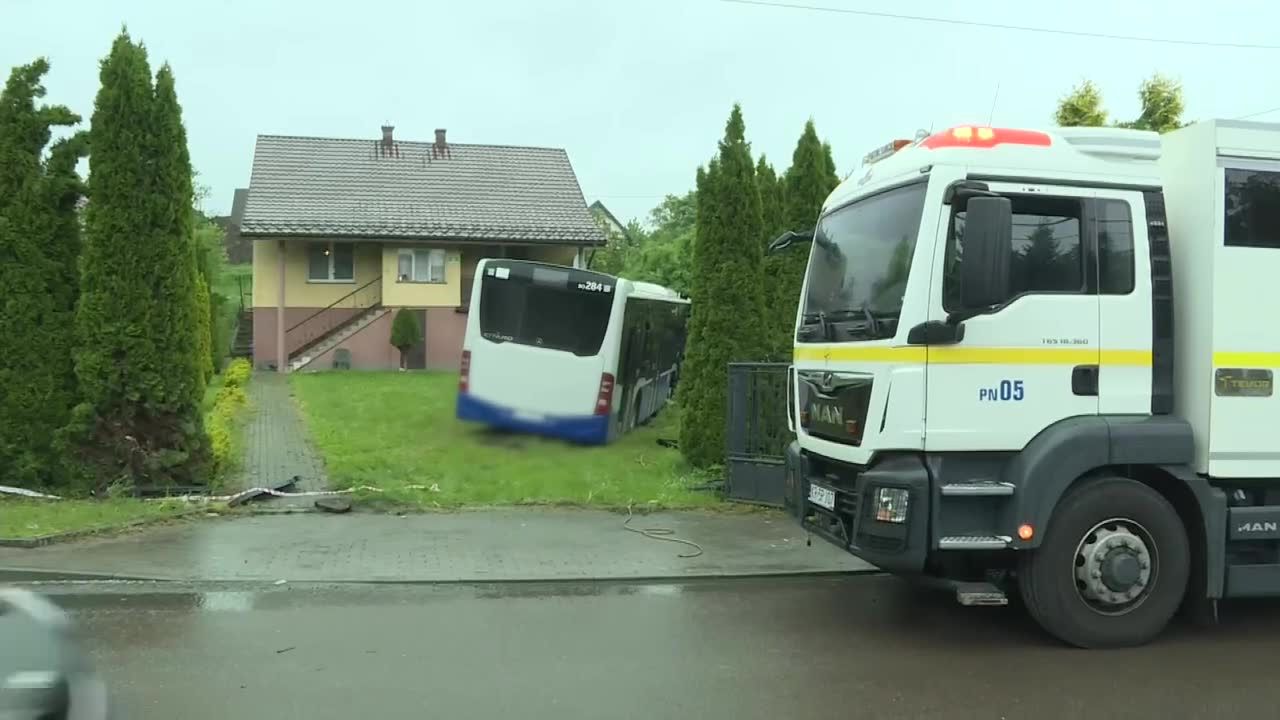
left=4, top=0, right=1279, bottom=225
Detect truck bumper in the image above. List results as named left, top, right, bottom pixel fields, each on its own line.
left=786, top=441, right=930, bottom=575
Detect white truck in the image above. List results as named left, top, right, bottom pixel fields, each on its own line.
left=773, top=120, right=1280, bottom=648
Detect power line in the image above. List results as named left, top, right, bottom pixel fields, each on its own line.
left=719, top=0, right=1280, bottom=50
left=1236, top=106, right=1280, bottom=120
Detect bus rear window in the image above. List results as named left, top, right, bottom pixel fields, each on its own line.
left=479, top=271, right=613, bottom=356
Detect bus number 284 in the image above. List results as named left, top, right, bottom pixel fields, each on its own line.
left=578, top=281, right=612, bottom=292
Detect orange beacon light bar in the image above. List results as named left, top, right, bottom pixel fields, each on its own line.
left=921, top=126, right=1052, bottom=150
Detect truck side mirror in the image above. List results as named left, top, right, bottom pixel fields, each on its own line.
left=959, top=196, right=1013, bottom=311
left=767, top=229, right=814, bottom=255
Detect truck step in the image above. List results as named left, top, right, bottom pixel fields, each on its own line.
left=938, top=535, right=1011, bottom=550
left=940, top=481, right=1015, bottom=497
left=954, top=582, right=1009, bottom=607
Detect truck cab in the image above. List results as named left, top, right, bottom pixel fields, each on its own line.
left=783, top=120, right=1280, bottom=648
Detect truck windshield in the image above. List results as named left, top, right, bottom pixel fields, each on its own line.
left=799, top=182, right=927, bottom=341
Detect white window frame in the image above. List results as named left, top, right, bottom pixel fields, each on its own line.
left=306, top=241, right=356, bottom=283
left=397, top=248, right=447, bottom=284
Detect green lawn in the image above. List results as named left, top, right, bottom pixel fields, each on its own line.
left=290, top=372, right=722, bottom=509
left=0, top=498, right=188, bottom=540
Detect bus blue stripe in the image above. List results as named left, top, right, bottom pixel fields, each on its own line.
left=456, top=393, right=610, bottom=445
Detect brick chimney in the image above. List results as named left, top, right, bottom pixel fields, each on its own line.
left=434, top=128, right=447, bottom=149
left=378, top=124, right=401, bottom=158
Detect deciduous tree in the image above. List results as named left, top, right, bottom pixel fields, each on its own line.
left=1055, top=75, right=1186, bottom=133
left=1054, top=79, right=1108, bottom=128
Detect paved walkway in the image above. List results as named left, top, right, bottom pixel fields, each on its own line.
left=0, top=510, right=874, bottom=582
left=232, top=373, right=327, bottom=499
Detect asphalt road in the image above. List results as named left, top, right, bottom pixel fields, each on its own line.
left=34, top=575, right=1280, bottom=719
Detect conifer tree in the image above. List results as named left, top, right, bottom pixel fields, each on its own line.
left=678, top=105, right=766, bottom=467
left=0, top=59, right=84, bottom=488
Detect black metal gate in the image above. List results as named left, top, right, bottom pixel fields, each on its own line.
left=725, top=362, right=792, bottom=506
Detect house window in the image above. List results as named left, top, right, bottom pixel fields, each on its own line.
left=397, top=248, right=447, bottom=283
left=307, top=242, right=355, bottom=282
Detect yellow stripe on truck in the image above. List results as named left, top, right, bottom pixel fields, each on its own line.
left=793, top=345, right=1153, bottom=366
left=792, top=346, right=927, bottom=363
left=1213, top=352, right=1280, bottom=368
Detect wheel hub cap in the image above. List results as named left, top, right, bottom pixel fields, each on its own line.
left=1102, top=550, right=1141, bottom=592
left=1075, top=522, right=1153, bottom=608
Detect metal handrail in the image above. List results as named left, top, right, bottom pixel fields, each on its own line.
left=285, top=275, right=382, bottom=358
left=286, top=275, right=382, bottom=333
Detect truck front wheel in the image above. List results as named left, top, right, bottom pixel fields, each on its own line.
left=1018, top=476, right=1189, bottom=649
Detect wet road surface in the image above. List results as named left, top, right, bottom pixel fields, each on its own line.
left=41, top=575, right=1280, bottom=719
left=0, top=511, right=870, bottom=582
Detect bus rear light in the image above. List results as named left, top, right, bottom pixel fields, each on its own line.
left=595, top=373, right=615, bottom=416
left=459, top=350, right=471, bottom=393
left=920, top=126, right=1051, bottom=150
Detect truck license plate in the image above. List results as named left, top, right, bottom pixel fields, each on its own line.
left=808, top=483, right=836, bottom=510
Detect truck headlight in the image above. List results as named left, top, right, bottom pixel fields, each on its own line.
left=874, top=487, right=909, bottom=523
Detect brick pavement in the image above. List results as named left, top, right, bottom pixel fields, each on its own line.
left=233, top=372, right=328, bottom=497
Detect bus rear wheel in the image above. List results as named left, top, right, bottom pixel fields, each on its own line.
left=1018, top=476, right=1189, bottom=649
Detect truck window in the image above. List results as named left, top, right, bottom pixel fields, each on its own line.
left=944, top=195, right=1084, bottom=310
left=1097, top=199, right=1135, bottom=294
left=800, top=182, right=927, bottom=340
left=1225, top=168, right=1280, bottom=249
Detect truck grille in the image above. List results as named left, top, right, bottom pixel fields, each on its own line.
left=797, top=371, right=873, bottom=446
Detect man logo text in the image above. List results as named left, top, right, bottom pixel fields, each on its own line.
left=1238, top=521, right=1278, bottom=533
left=809, top=404, right=843, bottom=425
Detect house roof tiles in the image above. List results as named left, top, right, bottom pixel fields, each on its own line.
left=241, top=133, right=605, bottom=245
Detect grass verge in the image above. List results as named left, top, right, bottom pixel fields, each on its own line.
left=0, top=498, right=188, bottom=541
left=291, top=372, right=722, bottom=510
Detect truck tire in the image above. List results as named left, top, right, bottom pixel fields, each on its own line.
left=1018, top=476, right=1189, bottom=649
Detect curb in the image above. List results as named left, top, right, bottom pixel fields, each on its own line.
left=0, top=566, right=880, bottom=586
left=0, top=567, right=172, bottom=583
left=0, top=508, right=208, bottom=549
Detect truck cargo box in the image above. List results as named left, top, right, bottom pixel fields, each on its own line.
left=1163, top=120, right=1280, bottom=477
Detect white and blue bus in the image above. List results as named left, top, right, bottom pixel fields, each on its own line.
left=457, top=259, right=690, bottom=444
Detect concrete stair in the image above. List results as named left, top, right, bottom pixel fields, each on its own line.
left=231, top=309, right=254, bottom=358
left=288, top=306, right=390, bottom=372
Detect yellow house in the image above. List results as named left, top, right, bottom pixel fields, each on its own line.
left=241, top=126, right=604, bottom=371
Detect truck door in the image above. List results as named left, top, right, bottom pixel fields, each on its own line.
left=1093, top=189, right=1153, bottom=415
left=924, top=181, right=1101, bottom=451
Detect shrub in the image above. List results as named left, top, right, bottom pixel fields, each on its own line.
left=205, top=381, right=248, bottom=482
left=222, top=358, right=251, bottom=388
left=389, top=308, right=422, bottom=369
